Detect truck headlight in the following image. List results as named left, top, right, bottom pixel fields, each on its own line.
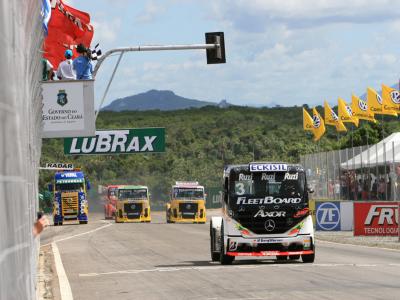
left=303, top=238, right=311, bottom=249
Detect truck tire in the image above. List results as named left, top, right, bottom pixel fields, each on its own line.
left=210, top=223, right=220, bottom=262
left=302, top=243, right=315, bottom=263
left=79, top=220, right=88, bottom=224
left=166, top=209, right=171, bottom=223
left=219, top=223, right=235, bottom=265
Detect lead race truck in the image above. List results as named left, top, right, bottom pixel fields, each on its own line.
left=210, top=162, right=315, bottom=264
left=50, top=169, right=90, bottom=226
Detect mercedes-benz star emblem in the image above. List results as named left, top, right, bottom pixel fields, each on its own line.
left=131, top=204, right=136, bottom=209
left=186, top=204, right=191, bottom=210
left=264, top=219, right=275, bottom=232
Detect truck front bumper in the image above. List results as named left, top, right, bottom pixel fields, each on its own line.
left=225, top=234, right=314, bottom=257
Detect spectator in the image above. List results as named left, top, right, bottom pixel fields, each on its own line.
left=372, top=179, right=378, bottom=200
left=56, top=49, right=76, bottom=80
left=334, top=180, right=340, bottom=199
left=42, top=58, right=53, bottom=81
left=395, top=165, right=400, bottom=201
left=362, top=179, right=369, bottom=200
left=357, top=179, right=362, bottom=200
left=73, top=43, right=93, bottom=80
left=377, top=178, right=386, bottom=200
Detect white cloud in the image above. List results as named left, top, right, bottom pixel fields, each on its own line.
left=135, top=1, right=166, bottom=24
left=211, top=0, right=400, bottom=31
left=91, top=18, right=121, bottom=45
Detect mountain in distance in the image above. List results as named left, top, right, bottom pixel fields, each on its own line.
left=102, top=89, right=233, bottom=112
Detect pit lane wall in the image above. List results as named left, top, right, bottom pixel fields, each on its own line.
left=0, top=1, right=43, bottom=299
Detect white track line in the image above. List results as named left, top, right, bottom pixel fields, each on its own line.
left=79, top=262, right=389, bottom=278
left=41, top=223, right=113, bottom=247
left=317, top=239, right=400, bottom=252
left=52, top=242, right=73, bottom=300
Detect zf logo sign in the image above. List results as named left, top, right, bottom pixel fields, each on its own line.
left=316, top=202, right=341, bottom=231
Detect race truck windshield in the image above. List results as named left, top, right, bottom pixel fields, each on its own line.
left=230, top=171, right=305, bottom=202
left=173, top=188, right=204, bottom=200
left=56, top=183, right=84, bottom=192
left=118, top=189, right=148, bottom=200
left=108, top=189, right=117, bottom=197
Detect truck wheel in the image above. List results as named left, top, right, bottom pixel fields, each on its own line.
left=289, top=255, right=300, bottom=260
left=302, top=252, right=315, bottom=263
left=79, top=221, right=88, bottom=224
left=210, top=224, right=220, bottom=262
left=166, top=209, right=171, bottom=223
left=219, top=224, right=235, bottom=265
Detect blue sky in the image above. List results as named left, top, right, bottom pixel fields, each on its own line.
left=65, top=0, right=400, bottom=108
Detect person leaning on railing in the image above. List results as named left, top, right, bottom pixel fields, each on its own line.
left=56, top=49, right=76, bottom=80
left=73, top=43, right=93, bottom=80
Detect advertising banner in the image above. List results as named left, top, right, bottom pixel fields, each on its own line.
left=42, top=80, right=95, bottom=138
left=354, top=202, right=399, bottom=236
left=316, top=201, right=341, bottom=231
left=64, top=128, right=165, bottom=155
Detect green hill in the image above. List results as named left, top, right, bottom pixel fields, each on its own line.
left=40, top=105, right=400, bottom=205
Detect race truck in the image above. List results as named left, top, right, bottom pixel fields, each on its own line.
left=115, top=185, right=151, bottom=223
left=49, top=169, right=90, bottom=226
left=104, top=185, right=120, bottom=219
left=210, top=162, right=315, bottom=264
left=166, top=181, right=206, bottom=223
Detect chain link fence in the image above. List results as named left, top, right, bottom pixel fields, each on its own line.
left=300, top=136, right=400, bottom=202
left=0, top=1, right=43, bottom=299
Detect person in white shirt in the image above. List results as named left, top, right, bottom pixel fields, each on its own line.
left=56, top=49, right=76, bottom=80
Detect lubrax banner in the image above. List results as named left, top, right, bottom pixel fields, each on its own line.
left=64, top=128, right=165, bottom=155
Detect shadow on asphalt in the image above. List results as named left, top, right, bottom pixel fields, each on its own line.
left=155, top=259, right=303, bottom=268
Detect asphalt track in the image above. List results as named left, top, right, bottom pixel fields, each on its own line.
left=41, top=196, right=400, bottom=300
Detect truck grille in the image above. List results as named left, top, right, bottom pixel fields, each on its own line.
left=179, top=202, right=198, bottom=219
left=62, top=194, right=78, bottom=216
left=124, top=203, right=142, bottom=219
left=234, top=209, right=306, bottom=235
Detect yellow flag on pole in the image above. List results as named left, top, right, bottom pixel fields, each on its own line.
left=338, top=97, right=359, bottom=127
left=324, top=101, right=347, bottom=132
left=367, top=87, right=397, bottom=116
left=303, top=108, right=314, bottom=131
left=381, top=84, right=400, bottom=114
left=312, top=107, right=325, bottom=141
left=351, top=94, right=376, bottom=123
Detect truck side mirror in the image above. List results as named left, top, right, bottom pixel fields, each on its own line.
left=307, top=185, right=314, bottom=194
left=48, top=184, right=53, bottom=192
left=86, top=180, right=91, bottom=190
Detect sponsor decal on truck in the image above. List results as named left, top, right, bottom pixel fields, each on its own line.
left=354, top=202, right=399, bottom=236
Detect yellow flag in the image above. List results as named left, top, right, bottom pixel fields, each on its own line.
left=303, top=108, right=314, bottom=131
left=351, top=94, right=376, bottom=123
left=312, top=107, right=325, bottom=141
left=324, top=101, right=347, bottom=132
left=338, top=97, right=359, bottom=127
left=381, top=84, right=400, bottom=114
left=367, top=87, right=397, bottom=116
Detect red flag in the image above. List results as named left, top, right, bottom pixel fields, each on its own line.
left=44, top=0, right=94, bottom=69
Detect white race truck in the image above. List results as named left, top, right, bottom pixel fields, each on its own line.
left=210, top=162, right=315, bottom=264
